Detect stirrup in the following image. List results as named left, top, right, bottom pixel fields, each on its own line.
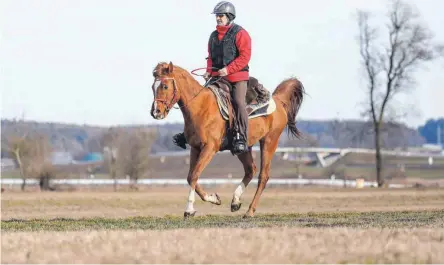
left=232, top=138, right=247, bottom=155
left=172, top=132, right=187, bottom=149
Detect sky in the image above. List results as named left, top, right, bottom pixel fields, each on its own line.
left=1, top=0, right=443, bottom=128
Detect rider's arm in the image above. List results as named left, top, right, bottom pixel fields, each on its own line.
left=226, top=29, right=251, bottom=74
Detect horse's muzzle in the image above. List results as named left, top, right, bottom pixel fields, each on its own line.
left=151, top=101, right=165, bottom=120
left=152, top=109, right=164, bottom=120
left=151, top=107, right=167, bottom=120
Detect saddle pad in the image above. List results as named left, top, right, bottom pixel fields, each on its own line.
left=207, top=85, right=276, bottom=121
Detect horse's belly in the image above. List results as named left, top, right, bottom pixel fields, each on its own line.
left=247, top=117, right=268, bottom=145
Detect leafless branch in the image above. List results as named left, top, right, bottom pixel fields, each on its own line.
left=357, top=0, right=443, bottom=186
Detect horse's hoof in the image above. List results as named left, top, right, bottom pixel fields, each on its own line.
left=184, top=211, right=196, bottom=219
left=243, top=212, right=254, bottom=218
left=231, top=203, right=242, bottom=212
left=214, top=193, right=222, bottom=205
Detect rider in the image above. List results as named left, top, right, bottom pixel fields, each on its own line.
left=207, top=1, right=251, bottom=155
left=173, top=1, right=269, bottom=155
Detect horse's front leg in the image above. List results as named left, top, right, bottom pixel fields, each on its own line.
left=184, top=145, right=219, bottom=218
left=188, top=147, right=221, bottom=205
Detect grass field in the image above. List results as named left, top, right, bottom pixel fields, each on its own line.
left=2, top=187, right=444, bottom=263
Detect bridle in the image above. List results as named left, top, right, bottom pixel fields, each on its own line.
left=152, top=77, right=179, bottom=112
left=152, top=75, right=209, bottom=112
left=152, top=66, right=233, bottom=113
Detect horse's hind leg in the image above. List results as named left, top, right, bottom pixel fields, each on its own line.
left=231, top=147, right=256, bottom=212
left=244, top=134, right=280, bottom=218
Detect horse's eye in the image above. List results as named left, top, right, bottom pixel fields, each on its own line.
left=162, top=84, right=168, bottom=89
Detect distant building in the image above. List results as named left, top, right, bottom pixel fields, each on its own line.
left=51, top=151, right=74, bottom=165
left=79, top=152, right=104, bottom=162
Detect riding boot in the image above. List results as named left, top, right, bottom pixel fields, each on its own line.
left=231, top=80, right=249, bottom=155
left=173, top=132, right=187, bottom=149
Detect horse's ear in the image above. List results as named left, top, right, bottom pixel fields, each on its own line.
left=168, top=62, right=174, bottom=73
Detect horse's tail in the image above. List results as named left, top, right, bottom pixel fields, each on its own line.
left=272, top=77, right=305, bottom=138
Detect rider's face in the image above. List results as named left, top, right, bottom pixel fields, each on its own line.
left=215, top=14, right=229, bottom=26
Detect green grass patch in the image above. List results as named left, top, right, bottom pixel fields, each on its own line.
left=2, top=210, right=443, bottom=232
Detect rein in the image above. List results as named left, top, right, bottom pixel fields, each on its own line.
left=152, top=76, right=208, bottom=111
left=153, top=67, right=233, bottom=111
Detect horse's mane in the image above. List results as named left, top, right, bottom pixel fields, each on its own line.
left=153, top=62, right=202, bottom=90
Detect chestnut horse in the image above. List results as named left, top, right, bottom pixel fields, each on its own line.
left=150, top=62, right=304, bottom=218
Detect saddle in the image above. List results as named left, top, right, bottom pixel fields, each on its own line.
left=206, top=76, right=276, bottom=128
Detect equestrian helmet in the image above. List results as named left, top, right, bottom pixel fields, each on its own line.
left=212, top=1, right=236, bottom=20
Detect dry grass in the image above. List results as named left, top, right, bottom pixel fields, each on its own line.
left=2, top=227, right=444, bottom=263
left=2, top=187, right=444, bottom=220
left=2, top=187, right=444, bottom=264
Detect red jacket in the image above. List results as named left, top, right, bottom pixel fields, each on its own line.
left=206, top=23, right=251, bottom=83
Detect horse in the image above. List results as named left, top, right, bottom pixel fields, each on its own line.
left=150, top=61, right=304, bottom=218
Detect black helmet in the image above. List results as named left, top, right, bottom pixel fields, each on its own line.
left=212, top=1, right=236, bottom=20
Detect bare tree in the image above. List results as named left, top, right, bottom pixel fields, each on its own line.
left=102, top=127, right=122, bottom=191
left=357, top=0, right=443, bottom=187
left=2, top=133, right=30, bottom=190
left=117, top=128, right=156, bottom=190
left=100, top=127, right=156, bottom=191
left=27, top=135, right=55, bottom=191
left=2, top=132, right=54, bottom=191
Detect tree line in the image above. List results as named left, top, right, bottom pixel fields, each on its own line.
left=2, top=123, right=157, bottom=191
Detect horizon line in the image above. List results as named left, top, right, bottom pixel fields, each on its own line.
left=2, top=116, right=443, bottom=129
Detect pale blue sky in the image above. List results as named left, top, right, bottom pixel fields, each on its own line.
left=1, top=0, right=443, bottom=127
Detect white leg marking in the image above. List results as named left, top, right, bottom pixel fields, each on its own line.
left=233, top=182, right=246, bottom=204
left=185, top=187, right=195, bottom=212
left=204, top=194, right=218, bottom=204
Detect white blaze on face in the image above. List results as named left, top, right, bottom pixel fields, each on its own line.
left=233, top=182, right=246, bottom=204
left=185, top=187, right=196, bottom=212
left=153, top=101, right=158, bottom=115
left=153, top=80, right=161, bottom=92
left=152, top=80, right=161, bottom=117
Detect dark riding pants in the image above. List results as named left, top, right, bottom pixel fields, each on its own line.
left=230, top=81, right=248, bottom=142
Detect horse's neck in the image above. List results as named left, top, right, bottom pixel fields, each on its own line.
left=177, top=81, right=212, bottom=127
